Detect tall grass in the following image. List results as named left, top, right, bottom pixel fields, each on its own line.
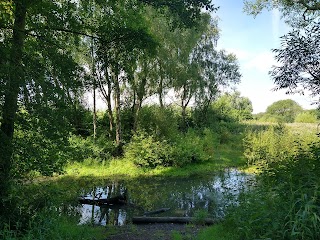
left=243, top=122, right=318, bottom=166
left=1, top=212, right=106, bottom=240
left=218, top=122, right=320, bottom=240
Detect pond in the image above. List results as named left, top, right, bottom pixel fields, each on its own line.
left=78, top=168, right=255, bottom=226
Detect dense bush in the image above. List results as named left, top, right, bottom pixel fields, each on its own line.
left=124, top=131, right=173, bottom=168
left=137, top=105, right=180, bottom=139
left=243, top=123, right=317, bottom=165
left=12, top=109, right=71, bottom=179
left=68, top=135, right=116, bottom=162
left=295, top=111, right=318, bottom=123
left=171, top=128, right=218, bottom=166
left=124, top=128, right=219, bottom=168
left=227, top=142, right=320, bottom=240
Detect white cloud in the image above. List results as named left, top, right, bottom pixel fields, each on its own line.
left=244, top=51, right=276, bottom=72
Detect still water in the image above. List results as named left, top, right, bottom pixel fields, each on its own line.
left=78, top=169, right=254, bottom=226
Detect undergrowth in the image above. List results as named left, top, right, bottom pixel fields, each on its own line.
left=208, top=123, right=320, bottom=240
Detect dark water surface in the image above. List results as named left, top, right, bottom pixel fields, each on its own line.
left=78, top=169, right=254, bottom=226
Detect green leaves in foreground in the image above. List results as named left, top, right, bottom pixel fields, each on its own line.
left=227, top=139, right=320, bottom=240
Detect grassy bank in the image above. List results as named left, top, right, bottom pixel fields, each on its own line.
left=64, top=143, right=245, bottom=179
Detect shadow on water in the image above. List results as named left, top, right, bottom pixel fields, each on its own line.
left=77, top=168, right=255, bottom=226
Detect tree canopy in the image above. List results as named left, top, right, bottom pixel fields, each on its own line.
left=244, top=0, right=320, bottom=27
left=213, top=91, right=253, bottom=121
left=265, top=99, right=303, bottom=123
left=244, top=0, right=320, bottom=105
left=0, top=0, right=220, bottom=217
left=271, top=23, right=320, bottom=99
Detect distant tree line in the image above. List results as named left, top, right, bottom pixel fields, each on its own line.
left=253, top=99, right=318, bottom=123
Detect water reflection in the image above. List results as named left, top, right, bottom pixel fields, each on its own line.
left=78, top=168, right=254, bottom=226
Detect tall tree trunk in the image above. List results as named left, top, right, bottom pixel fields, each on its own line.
left=181, top=84, right=188, bottom=132
left=181, top=103, right=187, bottom=132
left=106, top=78, right=113, bottom=137
left=97, top=65, right=114, bottom=138
left=113, top=73, right=121, bottom=146
left=158, top=63, right=164, bottom=108
left=0, top=1, right=27, bottom=214
left=180, top=84, right=192, bottom=132
left=158, top=77, right=164, bottom=108
left=91, top=41, right=97, bottom=140
left=133, top=77, right=146, bottom=132
left=93, top=82, right=97, bottom=139
left=133, top=98, right=142, bottom=132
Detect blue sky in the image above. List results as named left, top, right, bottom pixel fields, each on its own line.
left=213, top=0, right=317, bottom=113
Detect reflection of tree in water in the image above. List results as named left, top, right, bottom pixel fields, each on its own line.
left=79, top=169, right=254, bottom=225
left=81, top=182, right=129, bottom=226
left=127, top=169, right=252, bottom=219
left=98, top=182, right=127, bottom=225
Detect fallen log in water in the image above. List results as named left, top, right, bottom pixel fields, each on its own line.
left=132, top=216, right=215, bottom=225
left=79, top=195, right=126, bottom=206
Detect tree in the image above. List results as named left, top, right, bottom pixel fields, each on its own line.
left=265, top=99, right=303, bottom=123
left=213, top=91, right=253, bottom=121
left=167, top=14, right=241, bottom=130
left=295, top=110, right=318, bottom=123
left=0, top=0, right=217, bottom=216
left=270, top=22, right=320, bottom=100
left=244, top=0, right=320, bottom=104
left=244, top=0, right=320, bottom=27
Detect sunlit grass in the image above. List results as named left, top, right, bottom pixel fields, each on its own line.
left=196, top=224, right=236, bottom=240
left=63, top=141, right=246, bottom=180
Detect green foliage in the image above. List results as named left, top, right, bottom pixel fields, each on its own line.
left=69, top=105, right=93, bottom=137
left=295, top=111, right=318, bottom=123
left=258, top=113, right=281, bottom=123
left=265, top=99, right=303, bottom=123
left=137, top=105, right=180, bottom=139
left=171, top=129, right=218, bottom=167
left=1, top=211, right=105, bottom=240
left=244, top=123, right=294, bottom=165
left=196, top=224, right=236, bottom=240
left=192, top=209, right=209, bottom=226
left=212, top=91, right=253, bottom=121
left=226, top=142, right=320, bottom=240
left=244, top=0, right=318, bottom=27
left=12, top=109, right=71, bottom=178
left=124, top=128, right=219, bottom=168
left=243, top=123, right=317, bottom=166
left=124, top=131, right=173, bottom=168
left=68, top=135, right=116, bottom=163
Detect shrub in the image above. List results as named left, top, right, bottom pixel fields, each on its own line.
left=68, top=135, right=116, bottom=162
left=124, top=132, right=173, bottom=168
left=125, top=128, right=218, bottom=168
left=226, top=142, right=320, bottom=240
left=295, top=111, right=318, bottom=123
left=171, top=129, right=218, bottom=166
left=243, top=123, right=304, bottom=165
left=137, top=105, right=180, bottom=139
